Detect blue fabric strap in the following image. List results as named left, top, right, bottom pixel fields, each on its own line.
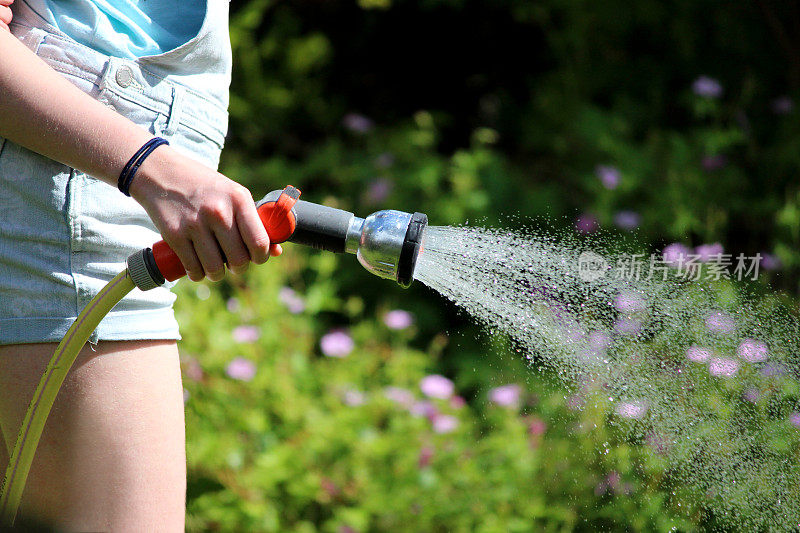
left=118, top=137, right=169, bottom=197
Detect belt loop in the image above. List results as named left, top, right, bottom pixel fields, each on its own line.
left=14, top=26, right=47, bottom=54
left=164, top=86, right=186, bottom=136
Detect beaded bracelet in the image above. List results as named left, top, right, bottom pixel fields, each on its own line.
left=118, top=137, right=169, bottom=197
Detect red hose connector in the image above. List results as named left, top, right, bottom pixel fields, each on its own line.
left=127, top=186, right=300, bottom=290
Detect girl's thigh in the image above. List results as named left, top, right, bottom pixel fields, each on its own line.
left=0, top=340, right=186, bottom=532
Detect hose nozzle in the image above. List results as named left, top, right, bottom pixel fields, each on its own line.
left=130, top=186, right=428, bottom=290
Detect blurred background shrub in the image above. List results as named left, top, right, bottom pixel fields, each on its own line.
left=176, top=0, right=800, bottom=530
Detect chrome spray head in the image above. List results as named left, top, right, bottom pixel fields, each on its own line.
left=257, top=188, right=427, bottom=287
left=345, top=210, right=428, bottom=288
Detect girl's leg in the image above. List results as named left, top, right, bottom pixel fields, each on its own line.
left=0, top=340, right=186, bottom=532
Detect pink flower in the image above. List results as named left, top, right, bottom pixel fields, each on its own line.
left=181, top=355, right=204, bottom=382
left=708, top=357, right=739, bottom=378
left=737, top=339, right=768, bottom=362
left=383, top=309, right=413, bottom=330
left=663, top=243, right=691, bottom=267
left=320, top=330, right=354, bottom=358
left=695, top=242, right=724, bottom=262
left=596, top=165, right=621, bottom=190
left=432, top=414, right=459, bottom=434
left=575, top=213, right=599, bottom=234
left=232, top=325, right=260, bottom=343
left=384, top=386, right=414, bottom=406
left=615, top=400, right=648, bottom=419
left=790, top=413, right=800, bottom=428
left=566, top=394, right=585, bottom=410
left=686, top=345, right=712, bottom=363
left=706, top=312, right=735, bottom=334
left=450, top=395, right=466, bottom=409
left=226, top=357, right=257, bottom=381
left=418, top=446, right=434, bottom=468
left=528, top=417, right=547, bottom=436
left=278, top=287, right=305, bottom=314
left=183, top=388, right=190, bottom=403
left=420, top=374, right=455, bottom=399
left=614, top=291, right=646, bottom=313
left=489, top=384, right=522, bottom=408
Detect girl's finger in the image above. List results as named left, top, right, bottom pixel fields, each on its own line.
left=212, top=219, right=250, bottom=275
left=191, top=228, right=226, bottom=282
left=269, top=244, right=283, bottom=257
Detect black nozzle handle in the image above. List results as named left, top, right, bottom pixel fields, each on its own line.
left=259, top=190, right=354, bottom=253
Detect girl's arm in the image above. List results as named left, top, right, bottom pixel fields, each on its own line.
left=0, top=27, right=275, bottom=282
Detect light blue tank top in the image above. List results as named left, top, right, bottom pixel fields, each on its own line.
left=20, top=0, right=205, bottom=58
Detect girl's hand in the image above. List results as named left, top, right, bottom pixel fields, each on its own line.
left=131, top=146, right=282, bottom=282
left=0, top=0, right=13, bottom=32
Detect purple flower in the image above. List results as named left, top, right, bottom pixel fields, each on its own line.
left=613, top=211, right=641, bottom=231
left=384, top=386, right=414, bottom=406
left=383, top=309, right=413, bottom=330
left=615, top=400, right=648, bottom=419
left=226, top=357, right=257, bottom=381
left=278, top=287, right=305, bottom=314
left=320, top=330, right=354, bottom=358
left=342, top=112, right=374, bottom=133
left=706, top=312, right=735, bottom=334
left=420, top=374, right=455, bottom=399
left=450, top=395, right=466, bottom=409
left=575, top=213, right=599, bottom=234
left=432, top=414, right=459, bottom=434
left=232, top=325, right=260, bottom=343
left=596, top=165, right=621, bottom=190
left=343, top=389, right=366, bottom=406
left=708, top=357, right=739, bottom=378
left=692, top=76, right=723, bottom=98
left=614, top=291, right=647, bottom=313
left=588, top=331, right=612, bottom=350
left=663, top=243, right=691, bottom=267
left=743, top=388, right=761, bottom=403
left=762, top=363, right=787, bottom=377
left=737, top=339, right=768, bottom=362
left=686, top=345, right=712, bottom=363
left=772, top=96, right=794, bottom=115
left=790, top=413, right=800, bottom=428
left=226, top=297, right=241, bottom=313
left=183, top=388, right=190, bottom=403
left=614, top=317, right=642, bottom=335
left=760, top=253, right=782, bottom=271
left=410, top=400, right=437, bottom=418
left=489, top=384, right=522, bottom=408
left=701, top=155, right=727, bottom=172
left=695, top=243, right=724, bottom=262
left=365, top=178, right=393, bottom=205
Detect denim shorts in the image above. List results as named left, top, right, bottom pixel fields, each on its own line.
left=0, top=17, right=230, bottom=345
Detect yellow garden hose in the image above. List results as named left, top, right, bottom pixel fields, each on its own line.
left=0, top=270, right=135, bottom=526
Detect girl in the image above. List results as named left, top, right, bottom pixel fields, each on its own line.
left=0, top=1, right=278, bottom=529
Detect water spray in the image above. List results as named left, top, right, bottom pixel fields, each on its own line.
left=0, top=185, right=428, bottom=526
